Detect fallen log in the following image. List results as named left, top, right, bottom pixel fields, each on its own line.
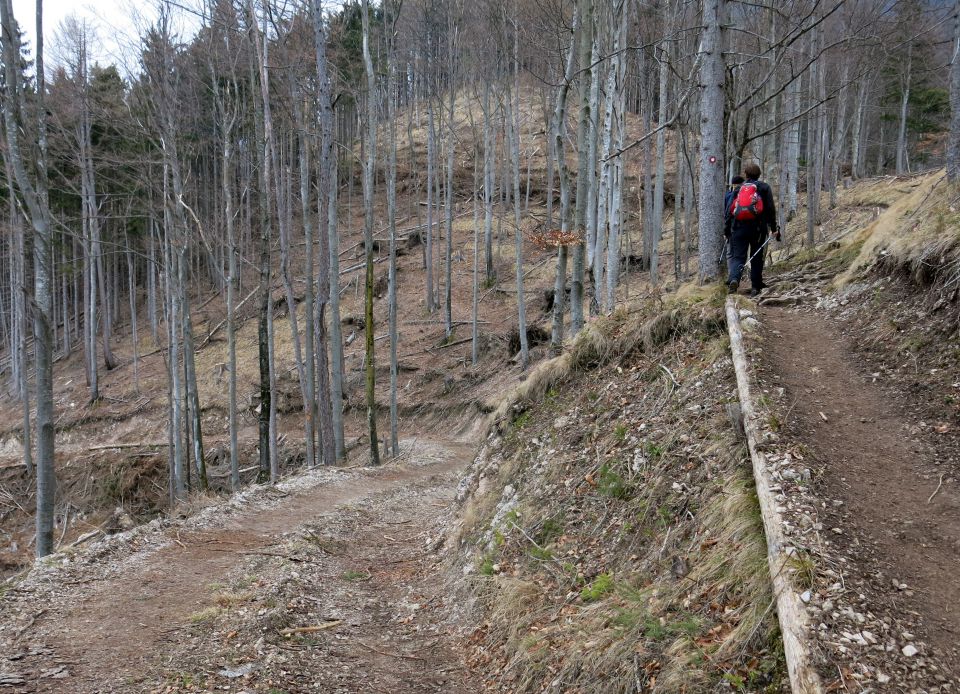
left=726, top=297, right=824, bottom=694
left=88, top=442, right=168, bottom=451
left=278, top=620, right=342, bottom=636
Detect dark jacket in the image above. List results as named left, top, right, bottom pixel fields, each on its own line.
left=723, top=188, right=738, bottom=217
left=724, top=179, right=777, bottom=238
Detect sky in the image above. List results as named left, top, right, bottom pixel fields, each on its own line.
left=9, top=0, right=201, bottom=76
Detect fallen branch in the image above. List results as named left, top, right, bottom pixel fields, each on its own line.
left=356, top=640, right=425, bottom=661
left=927, top=474, right=944, bottom=504
left=658, top=363, right=680, bottom=388
left=726, top=297, right=824, bottom=694
left=198, top=285, right=261, bottom=349
left=339, top=255, right=389, bottom=276
left=278, top=620, right=342, bottom=637
left=398, top=336, right=474, bottom=359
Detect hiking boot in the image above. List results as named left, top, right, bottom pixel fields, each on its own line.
left=750, top=287, right=762, bottom=298
left=727, top=281, right=739, bottom=294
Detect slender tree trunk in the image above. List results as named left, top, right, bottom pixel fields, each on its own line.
left=216, top=89, right=240, bottom=488
left=293, top=96, right=317, bottom=469
left=507, top=27, right=529, bottom=369
left=386, top=4, right=400, bottom=457
left=310, top=0, right=337, bottom=466
left=362, top=0, right=381, bottom=465
left=444, top=86, right=456, bottom=340
left=949, top=0, right=960, bottom=182
left=896, top=42, right=912, bottom=176
left=471, top=144, right=480, bottom=365
left=851, top=76, right=869, bottom=180
left=179, top=250, right=206, bottom=489
left=570, top=0, right=593, bottom=335
left=327, top=155, right=345, bottom=462
left=697, top=0, right=725, bottom=282
left=126, top=235, right=139, bottom=393
left=584, top=37, right=600, bottom=288
left=482, top=83, right=496, bottom=285
left=426, top=99, right=436, bottom=312
left=1, top=0, right=55, bottom=555
left=650, top=41, right=669, bottom=284
left=162, top=168, right=186, bottom=499
left=551, top=7, right=579, bottom=346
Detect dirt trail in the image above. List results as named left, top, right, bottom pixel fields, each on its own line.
left=0, top=440, right=479, bottom=693
left=763, top=307, right=960, bottom=674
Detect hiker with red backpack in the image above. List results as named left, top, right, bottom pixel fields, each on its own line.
left=724, top=163, right=780, bottom=297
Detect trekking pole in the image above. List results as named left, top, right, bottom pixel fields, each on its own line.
left=717, top=238, right=729, bottom=266
left=747, top=236, right=771, bottom=266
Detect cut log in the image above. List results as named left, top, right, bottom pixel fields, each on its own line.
left=88, top=442, right=168, bottom=451
left=726, top=297, right=824, bottom=694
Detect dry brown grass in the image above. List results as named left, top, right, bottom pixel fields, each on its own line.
left=458, top=294, right=785, bottom=693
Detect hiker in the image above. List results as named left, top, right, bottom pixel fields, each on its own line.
left=724, top=175, right=745, bottom=214
left=724, top=163, right=780, bottom=297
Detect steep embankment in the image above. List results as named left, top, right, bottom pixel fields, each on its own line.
left=452, top=295, right=790, bottom=692
left=449, top=170, right=960, bottom=693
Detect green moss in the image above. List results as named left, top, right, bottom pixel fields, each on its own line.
left=598, top=463, right=632, bottom=500
left=528, top=546, right=553, bottom=561
left=479, top=555, right=496, bottom=576
left=580, top=573, right=614, bottom=602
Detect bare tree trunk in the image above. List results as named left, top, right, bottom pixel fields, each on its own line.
left=293, top=95, right=317, bottom=469
left=507, top=26, right=529, bottom=369
left=896, top=42, right=912, bottom=176
left=606, top=33, right=628, bottom=309
left=444, top=85, right=456, bottom=340
left=828, top=62, right=850, bottom=208
left=950, top=0, right=960, bottom=182
left=640, top=50, right=653, bottom=268
left=216, top=85, right=240, bottom=488
left=126, top=235, right=139, bottom=393
left=1, top=0, right=55, bottom=555
left=5, top=151, right=33, bottom=475
left=327, top=155, right=345, bottom=462
left=386, top=2, right=400, bottom=456
left=482, top=83, right=496, bottom=285
left=851, top=76, right=869, bottom=180
left=650, top=41, right=669, bottom=284
left=362, top=0, right=381, bottom=465
left=426, top=99, right=437, bottom=312
left=551, top=6, right=579, bottom=346
left=697, top=0, right=726, bottom=282
left=584, top=37, right=600, bottom=294
left=472, top=143, right=480, bottom=366
left=179, top=250, right=206, bottom=489
left=249, top=0, right=275, bottom=482
left=310, top=0, right=338, bottom=466
left=570, top=0, right=593, bottom=335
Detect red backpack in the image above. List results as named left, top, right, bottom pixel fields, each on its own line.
left=730, top=182, right=763, bottom=221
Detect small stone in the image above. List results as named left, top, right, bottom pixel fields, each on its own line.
left=902, top=644, right=919, bottom=657
left=800, top=590, right=812, bottom=603
left=877, top=672, right=891, bottom=684
left=832, top=527, right=843, bottom=535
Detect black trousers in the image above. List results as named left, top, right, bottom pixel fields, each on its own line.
left=727, top=227, right=766, bottom=288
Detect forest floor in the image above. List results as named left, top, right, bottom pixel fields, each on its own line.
left=0, top=438, right=480, bottom=693
left=749, top=257, right=960, bottom=689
